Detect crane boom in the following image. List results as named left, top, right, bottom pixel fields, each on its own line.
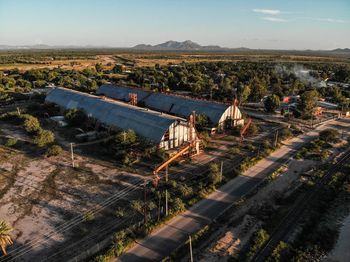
left=153, top=143, right=191, bottom=174
left=240, top=118, right=252, bottom=141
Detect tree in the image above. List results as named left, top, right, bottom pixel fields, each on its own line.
left=95, top=63, right=103, bottom=73
left=33, top=129, right=55, bottom=147
left=65, top=109, right=87, bottom=126
left=0, top=220, right=13, bottom=256
left=236, top=83, right=251, bottom=105
left=112, top=64, right=123, bottom=74
left=209, top=163, right=221, bottom=185
left=195, top=114, right=210, bottom=131
left=249, top=78, right=267, bottom=102
left=298, top=90, right=319, bottom=119
left=319, top=129, right=339, bottom=143
left=116, top=129, right=137, bottom=146
left=264, top=95, right=280, bottom=113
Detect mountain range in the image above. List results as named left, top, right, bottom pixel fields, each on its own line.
left=133, top=40, right=225, bottom=50
left=0, top=41, right=349, bottom=53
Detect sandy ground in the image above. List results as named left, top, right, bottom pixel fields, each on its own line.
left=0, top=142, right=143, bottom=260
left=196, top=158, right=315, bottom=261
left=0, top=55, right=116, bottom=71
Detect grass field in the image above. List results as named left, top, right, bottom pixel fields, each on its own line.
left=0, top=50, right=349, bottom=71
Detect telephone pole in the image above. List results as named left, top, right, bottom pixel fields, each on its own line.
left=220, top=161, right=223, bottom=183
left=189, top=235, right=193, bottom=262
left=70, top=143, right=75, bottom=168
left=274, top=130, right=279, bottom=148
left=144, top=182, right=147, bottom=224
left=165, top=165, right=169, bottom=216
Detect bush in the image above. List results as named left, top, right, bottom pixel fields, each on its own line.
left=209, top=163, right=221, bottom=185
left=172, top=197, right=185, bottom=213
left=5, top=138, right=17, bottom=147
left=319, top=129, right=339, bottom=143
left=45, top=145, right=63, bottom=157
left=248, top=122, right=259, bottom=136
left=279, top=128, right=292, bottom=140
left=178, top=184, right=193, bottom=198
left=23, top=115, right=41, bottom=133
left=116, top=129, right=137, bottom=146
left=34, top=129, right=55, bottom=147
left=115, top=207, right=126, bottom=218
left=83, top=212, right=95, bottom=222
left=246, top=229, right=270, bottom=259
left=229, top=147, right=241, bottom=156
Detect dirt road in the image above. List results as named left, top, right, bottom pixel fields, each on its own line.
left=117, top=118, right=350, bottom=262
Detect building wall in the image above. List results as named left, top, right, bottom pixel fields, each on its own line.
left=217, top=105, right=244, bottom=130
left=159, top=120, right=196, bottom=150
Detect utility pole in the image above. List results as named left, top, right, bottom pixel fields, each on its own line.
left=158, top=194, right=161, bottom=221
left=144, top=182, right=147, bottom=225
left=70, top=143, right=75, bottom=168
left=189, top=235, right=193, bottom=262
left=165, top=165, right=169, bottom=216
left=274, top=130, right=279, bottom=148
left=220, top=161, right=223, bottom=183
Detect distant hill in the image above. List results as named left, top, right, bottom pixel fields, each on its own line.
left=331, top=48, right=350, bottom=53
left=133, top=40, right=225, bottom=51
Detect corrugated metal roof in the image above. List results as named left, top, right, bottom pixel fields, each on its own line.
left=45, top=87, right=183, bottom=143
left=97, top=85, right=231, bottom=125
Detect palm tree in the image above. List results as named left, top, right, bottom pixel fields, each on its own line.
left=0, top=220, right=13, bottom=256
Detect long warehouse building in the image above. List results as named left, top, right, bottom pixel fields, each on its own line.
left=97, top=84, right=244, bottom=131
left=45, top=87, right=197, bottom=150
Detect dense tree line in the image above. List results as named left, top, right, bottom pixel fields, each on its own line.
left=122, top=61, right=350, bottom=106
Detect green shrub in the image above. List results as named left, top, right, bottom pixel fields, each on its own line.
left=229, top=147, right=241, bottom=156
left=172, top=197, right=185, bottom=213
left=246, top=229, right=270, bottom=259
left=33, top=129, right=55, bottom=147
left=5, top=138, right=17, bottom=147
left=248, top=122, right=259, bottom=136
left=115, top=207, right=126, bottom=218
left=83, top=212, right=95, bottom=222
left=178, top=184, right=193, bottom=198
left=209, top=163, right=221, bottom=185
left=319, top=129, right=339, bottom=143
left=45, top=145, right=63, bottom=157
left=23, top=115, right=41, bottom=133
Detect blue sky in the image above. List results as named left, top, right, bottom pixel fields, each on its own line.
left=0, top=0, right=349, bottom=49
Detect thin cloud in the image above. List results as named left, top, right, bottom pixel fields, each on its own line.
left=253, top=9, right=281, bottom=15
left=262, top=17, right=288, bottom=22
left=315, top=18, right=349, bottom=23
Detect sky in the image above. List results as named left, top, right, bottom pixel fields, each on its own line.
left=0, top=0, right=349, bottom=50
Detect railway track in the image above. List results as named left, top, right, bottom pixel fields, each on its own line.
left=252, top=148, right=350, bottom=262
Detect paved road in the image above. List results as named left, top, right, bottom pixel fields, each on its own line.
left=117, top=118, right=349, bottom=262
